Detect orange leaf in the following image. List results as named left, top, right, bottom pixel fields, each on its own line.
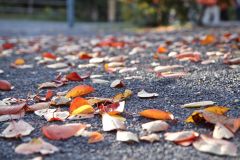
left=79, top=53, right=92, bottom=59
left=42, top=123, right=86, bottom=140
left=69, top=97, right=90, bottom=113
left=66, top=72, right=82, bottom=81
left=42, top=52, right=57, bottom=60
left=157, top=46, right=168, bottom=53
left=14, top=58, right=25, bottom=65
left=66, top=85, right=94, bottom=98
left=88, top=132, right=104, bottom=143
left=200, top=34, right=216, bottom=45
left=0, top=80, right=12, bottom=91
left=139, top=109, right=174, bottom=120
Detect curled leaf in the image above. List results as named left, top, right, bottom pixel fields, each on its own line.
left=15, top=138, right=59, bottom=155
left=142, top=120, right=169, bottom=133
left=164, top=131, right=199, bottom=146
left=140, top=134, right=160, bottom=143
left=0, top=103, right=26, bottom=115
left=116, top=131, right=139, bottom=142
left=0, top=80, right=12, bottom=91
left=1, top=120, right=34, bottom=138
left=102, top=113, right=126, bottom=131
left=137, top=90, right=158, bottom=98
left=88, top=132, right=104, bottom=144
left=181, top=101, right=215, bottom=108
left=193, top=134, right=237, bottom=156
left=42, top=123, right=87, bottom=140
left=110, top=79, right=124, bottom=88
left=27, top=102, right=50, bottom=112
left=213, top=122, right=234, bottom=139
left=65, top=85, right=94, bottom=98
left=66, top=72, right=82, bottom=81
left=139, top=109, right=174, bottom=120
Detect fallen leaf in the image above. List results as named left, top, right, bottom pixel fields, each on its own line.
left=45, top=111, right=70, bottom=122
left=116, top=131, right=139, bottom=142
left=139, top=109, right=174, bottom=120
left=0, top=103, right=26, bottom=115
left=42, top=123, right=87, bottom=140
left=137, top=90, right=158, bottom=98
left=200, top=34, right=216, bottom=45
left=14, top=58, right=25, bottom=65
left=38, top=82, right=63, bottom=89
left=193, top=134, right=237, bottom=156
left=1, top=120, right=34, bottom=138
left=45, top=90, right=54, bottom=101
left=157, top=46, right=168, bottom=53
left=204, top=106, right=230, bottom=115
left=65, top=85, right=95, bottom=98
left=47, top=63, right=68, bottom=69
left=70, top=97, right=89, bottom=112
left=140, top=134, right=160, bottom=143
left=113, top=89, right=133, bottom=102
left=92, top=79, right=109, bottom=84
left=110, top=79, right=124, bottom=88
left=0, top=110, right=25, bottom=122
left=27, top=102, right=50, bottom=112
left=142, top=120, right=169, bottom=133
left=42, top=52, right=57, bottom=60
left=71, top=105, right=94, bottom=116
left=15, top=138, right=59, bottom=155
left=213, top=122, right=234, bottom=139
left=224, top=57, right=240, bottom=65
left=102, top=113, right=126, bottom=131
left=176, top=53, right=201, bottom=62
left=88, top=132, right=104, bottom=144
left=0, top=80, right=12, bottom=91
left=51, top=96, right=71, bottom=106
left=202, top=111, right=240, bottom=133
left=164, top=131, right=199, bottom=146
left=181, top=101, right=215, bottom=108
left=66, top=72, right=82, bottom=81
left=154, top=65, right=183, bottom=72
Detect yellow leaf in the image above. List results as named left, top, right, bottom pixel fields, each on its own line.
left=15, top=58, right=25, bottom=65
left=204, top=106, right=229, bottom=115
left=71, top=105, right=94, bottom=116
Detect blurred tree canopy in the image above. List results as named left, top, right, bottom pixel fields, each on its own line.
left=120, top=0, right=196, bottom=26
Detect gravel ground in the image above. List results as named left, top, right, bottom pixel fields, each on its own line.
left=0, top=23, right=240, bottom=160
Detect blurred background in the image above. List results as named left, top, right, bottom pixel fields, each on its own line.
left=0, top=0, right=239, bottom=35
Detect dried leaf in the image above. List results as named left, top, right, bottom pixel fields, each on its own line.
left=1, top=120, right=34, bottom=138
left=140, top=134, right=160, bottom=143
left=27, top=102, right=50, bottom=112
left=88, top=132, right=104, bottom=144
left=157, top=46, right=168, bottom=53
left=193, top=135, right=237, bottom=156
left=139, top=109, right=174, bottom=120
left=154, top=65, right=183, bottom=72
left=102, top=113, right=126, bottom=131
left=51, top=96, right=71, bottom=106
left=0, top=80, right=12, bottom=91
left=45, top=90, right=54, bottom=101
left=70, top=97, right=90, bottom=113
left=200, top=34, right=216, bottom=45
left=66, top=72, right=82, bottom=81
left=15, top=138, right=59, bottom=155
left=113, top=89, right=133, bottom=102
left=110, top=79, right=124, bottom=88
left=42, top=123, right=87, bottom=140
left=71, top=105, right=94, bottom=116
left=176, top=53, right=201, bottom=62
left=47, top=63, right=68, bottom=69
left=164, top=131, right=199, bottom=146
left=181, top=101, right=215, bottom=108
left=42, top=52, right=57, bottom=60
left=14, top=58, right=25, bottom=65
left=0, top=110, right=25, bottom=122
left=137, top=90, right=158, bottom=98
left=213, top=122, right=234, bottom=139
left=116, top=131, right=139, bottom=142
left=65, top=85, right=95, bottom=98
left=0, top=103, right=26, bottom=115
left=142, top=120, right=169, bottom=133
left=38, top=82, right=63, bottom=89
left=92, top=79, right=109, bottom=84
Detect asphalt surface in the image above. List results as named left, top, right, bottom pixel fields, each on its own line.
left=0, top=21, right=240, bottom=160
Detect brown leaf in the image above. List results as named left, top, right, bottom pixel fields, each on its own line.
left=0, top=80, right=12, bottom=91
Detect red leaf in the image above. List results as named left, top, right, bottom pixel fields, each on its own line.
left=0, top=80, right=12, bottom=91
left=42, top=123, right=87, bottom=140
left=0, top=103, right=26, bottom=115
left=45, top=90, right=54, bottom=101
left=66, top=72, right=83, bottom=81
left=42, top=52, right=57, bottom=60
left=2, top=42, right=14, bottom=50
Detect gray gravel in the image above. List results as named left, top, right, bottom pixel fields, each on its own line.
left=0, top=24, right=240, bottom=160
